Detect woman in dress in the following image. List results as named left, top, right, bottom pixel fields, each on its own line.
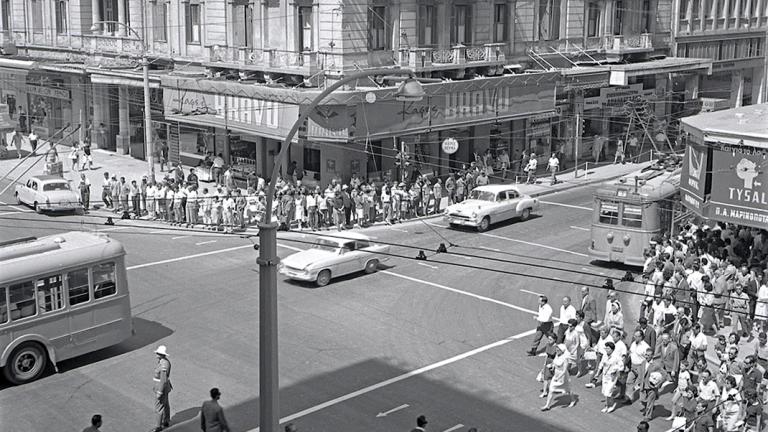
left=755, top=273, right=768, bottom=334
left=604, top=301, right=624, bottom=332
left=699, top=280, right=717, bottom=335
left=600, top=342, right=621, bottom=413
left=541, top=344, right=577, bottom=411
left=538, top=333, right=558, bottom=398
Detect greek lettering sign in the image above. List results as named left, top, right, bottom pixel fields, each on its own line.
left=707, top=146, right=768, bottom=228
left=441, top=138, right=459, bottom=154
left=680, top=142, right=708, bottom=212
left=26, top=84, right=70, bottom=100
left=583, top=84, right=655, bottom=113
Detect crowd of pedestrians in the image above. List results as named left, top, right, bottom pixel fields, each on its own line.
left=529, top=222, right=768, bottom=431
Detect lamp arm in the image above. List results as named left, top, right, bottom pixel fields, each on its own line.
left=263, top=67, right=414, bottom=224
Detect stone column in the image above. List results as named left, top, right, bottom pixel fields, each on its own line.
left=116, top=87, right=130, bottom=154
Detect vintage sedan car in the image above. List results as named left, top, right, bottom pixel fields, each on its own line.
left=15, top=175, right=83, bottom=213
left=279, top=232, right=390, bottom=286
left=444, top=184, right=539, bottom=232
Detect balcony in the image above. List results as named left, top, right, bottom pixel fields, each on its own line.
left=205, top=46, right=320, bottom=77
left=397, top=43, right=508, bottom=72
left=603, top=33, right=654, bottom=55
left=81, top=34, right=144, bottom=56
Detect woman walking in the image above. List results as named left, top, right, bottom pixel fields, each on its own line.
left=541, top=344, right=577, bottom=410
left=600, top=342, right=621, bottom=413
left=538, top=333, right=558, bottom=399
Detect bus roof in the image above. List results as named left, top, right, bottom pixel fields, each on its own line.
left=0, top=231, right=125, bottom=285
left=594, top=164, right=681, bottom=202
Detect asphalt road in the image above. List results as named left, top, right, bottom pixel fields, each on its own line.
left=0, top=181, right=665, bottom=432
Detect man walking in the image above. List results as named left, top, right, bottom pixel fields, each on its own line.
left=101, top=172, right=113, bottom=209
left=152, top=345, right=173, bottom=432
left=82, top=414, right=103, bottom=432
left=410, top=415, right=428, bottom=432
left=580, top=287, right=598, bottom=344
left=528, top=296, right=554, bottom=356
left=557, top=296, right=577, bottom=343
left=78, top=173, right=91, bottom=213
left=200, top=387, right=229, bottom=432
left=636, top=348, right=665, bottom=421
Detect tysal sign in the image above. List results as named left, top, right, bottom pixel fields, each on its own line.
left=708, top=146, right=768, bottom=228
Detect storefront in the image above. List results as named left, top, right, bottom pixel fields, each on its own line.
left=680, top=104, right=768, bottom=229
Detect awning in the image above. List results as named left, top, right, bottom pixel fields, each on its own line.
left=0, top=58, right=38, bottom=70
left=165, top=113, right=298, bottom=143
left=91, top=74, right=161, bottom=88
left=605, top=57, right=713, bottom=85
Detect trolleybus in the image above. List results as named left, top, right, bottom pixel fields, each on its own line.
left=588, top=159, right=681, bottom=266
left=0, top=231, right=133, bottom=384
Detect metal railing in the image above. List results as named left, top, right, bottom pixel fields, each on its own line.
left=398, top=43, right=507, bottom=68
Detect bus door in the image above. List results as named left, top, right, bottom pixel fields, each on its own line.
left=0, top=287, right=10, bottom=358
left=65, top=267, right=97, bottom=355
left=88, top=262, right=125, bottom=345
left=31, top=276, right=70, bottom=353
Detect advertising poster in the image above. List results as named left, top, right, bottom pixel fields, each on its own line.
left=707, top=146, right=768, bottom=228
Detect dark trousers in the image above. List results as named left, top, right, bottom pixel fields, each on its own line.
left=639, top=388, right=658, bottom=420
left=530, top=321, right=554, bottom=353
left=81, top=191, right=90, bottom=210
left=154, top=391, right=171, bottom=428
left=102, top=189, right=112, bottom=208
left=556, top=323, right=569, bottom=343
left=132, top=196, right=141, bottom=216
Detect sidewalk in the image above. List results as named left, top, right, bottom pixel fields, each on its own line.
left=1, top=138, right=651, bottom=228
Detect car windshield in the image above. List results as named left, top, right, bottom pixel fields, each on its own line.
left=313, top=238, right=341, bottom=252
left=468, top=190, right=496, bottom=202
left=42, top=182, right=71, bottom=192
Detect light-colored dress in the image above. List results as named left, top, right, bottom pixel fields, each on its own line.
left=549, top=353, right=571, bottom=393
left=755, top=284, right=768, bottom=320
left=601, top=354, right=622, bottom=398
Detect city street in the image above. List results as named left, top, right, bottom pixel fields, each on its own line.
left=0, top=180, right=669, bottom=432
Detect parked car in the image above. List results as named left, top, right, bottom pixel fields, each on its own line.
left=444, top=184, right=539, bottom=232
left=279, top=232, right=390, bottom=286
left=14, top=175, right=83, bottom=213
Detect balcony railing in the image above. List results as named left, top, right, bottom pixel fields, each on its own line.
left=207, top=46, right=319, bottom=75
left=81, top=34, right=144, bottom=56
left=603, top=33, right=654, bottom=53
left=397, top=43, right=507, bottom=69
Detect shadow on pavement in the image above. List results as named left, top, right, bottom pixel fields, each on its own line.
left=166, top=359, right=594, bottom=432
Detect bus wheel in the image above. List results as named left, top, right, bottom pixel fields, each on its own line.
left=520, top=208, right=531, bottom=221
left=477, top=217, right=490, bottom=232
left=316, top=270, right=332, bottom=287
left=4, top=342, right=48, bottom=385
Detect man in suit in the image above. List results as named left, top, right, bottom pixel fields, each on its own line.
left=636, top=348, right=666, bottom=421
left=636, top=317, right=657, bottom=352
left=580, top=286, right=598, bottom=344
left=200, top=387, right=229, bottom=432
left=654, top=332, right=679, bottom=382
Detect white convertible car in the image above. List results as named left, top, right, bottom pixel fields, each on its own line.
left=444, top=184, right=540, bottom=232
left=279, top=232, right=390, bottom=286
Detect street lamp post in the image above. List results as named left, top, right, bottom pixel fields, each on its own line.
left=259, top=68, right=424, bottom=432
left=90, top=21, right=154, bottom=181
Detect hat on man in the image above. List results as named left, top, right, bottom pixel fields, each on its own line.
left=416, top=415, right=428, bottom=427
left=155, top=345, right=169, bottom=356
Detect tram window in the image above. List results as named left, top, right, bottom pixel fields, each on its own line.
left=93, top=262, right=117, bottom=299
left=599, top=202, right=620, bottom=225
left=622, top=204, right=643, bottom=228
left=36, top=275, right=66, bottom=313
left=9, top=281, right=36, bottom=320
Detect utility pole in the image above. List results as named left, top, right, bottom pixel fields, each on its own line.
left=575, top=111, right=581, bottom=178
left=143, top=54, right=155, bottom=181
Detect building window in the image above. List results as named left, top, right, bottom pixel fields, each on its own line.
left=185, top=3, right=201, bottom=44
left=538, top=0, right=561, bottom=41
left=493, top=3, right=508, bottom=43
left=303, top=147, right=320, bottom=173
left=55, top=0, right=67, bottom=34
left=367, top=5, right=386, bottom=50
left=587, top=2, right=600, bottom=36
left=642, top=0, right=651, bottom=32
left=613, top=0, right=624, bottom=34
left=417, top=4, right=437, bottom=46
left=30, top=0, right=43, bottom=34
left=1, top=0, right=10, bottom=31
left=233, top=1, right=252, bottom=47
left=298, top=6, right=312, bottom=51
left=366, top=140, right=383, bottom=175
left=153, top=2, right=167, bottom=42
left=451, top=4, right=472, bottom=44
left=704, top=0, right=713, bottom=18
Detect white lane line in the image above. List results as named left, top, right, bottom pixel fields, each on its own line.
left=127, top=245, right=252, bottom=270
left=481, top=233, right=589, bottom=258
left=196, top=240, right=217, bottom=246
left=99, top=226, right=133, bottom=232
left=375, top=404, right=410, bottom=418
left=539, top=200, right=592, bottom=211
left=520, top=289, right=544, bottom=297
left=570, top=226, right=590, bottom=231
left=382, top=270, right=538, bottom=316
left=418, top=262, right=439, bottom=269
left=443, top=425, right=464, bottom=432
left=0, top=200, right=29, bottom=212
left=0, top=210, right=28, bottom=216
left=171, top=236, right=188, bottom=240
left=277, top=243, right=304, bottom=252
left=451, top=254, right=472, bottom=260
left=478, top=246, right=502, bottom=252
left=149, top=229, right=168, bottom=234
left=246, top=328, right=537, bottom=432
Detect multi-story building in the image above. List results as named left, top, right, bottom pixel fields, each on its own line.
left=1, top=0, right=756, bottom=185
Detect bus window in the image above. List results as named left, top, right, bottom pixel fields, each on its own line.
left=93, top=263, right=117, bottom=299
left=9, top=281, right=36, bottom=320
left=622, top=204, right=643, bottom=228
left=67, top=268, right=90, bottom=306
left=0, top=287, right=7, bottom=324
left=599, top=201, right=620, bottom=225
left=36, top=275, right=65, bottom=313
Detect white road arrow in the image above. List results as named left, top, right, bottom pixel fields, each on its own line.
left=443, top=425, right=464, bottom=432
left=376, top=404, right=409, bottom=418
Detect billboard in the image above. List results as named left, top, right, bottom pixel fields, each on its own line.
left=680, top=142, right=708, bottom=213
left=707, top=146, right=768, bottom=227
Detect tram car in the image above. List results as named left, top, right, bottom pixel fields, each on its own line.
left=588, top=158, right=681, bottom=266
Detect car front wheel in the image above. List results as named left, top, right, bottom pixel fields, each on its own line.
left=33, top=202, right=43, bottom=214
left=520, top=208, right=531, bottom=221
left=364, top=259, right=379, bottom=274
left=477, top=216, right=490, bottom=232
left=15, top=193, right=22, bottom=205
left=316, top=270, right=332, bottom=287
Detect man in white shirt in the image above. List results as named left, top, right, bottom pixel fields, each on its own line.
left=628, top=329, right=651, bottom=397
left=557, top=296, right=577, bottom=343
left=697, top=369, right=720, bottom=402
left=688, top=323, right=708, bottom=365
left=528, top=296, right=554, bottom=356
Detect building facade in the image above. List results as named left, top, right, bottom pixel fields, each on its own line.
left=0, top=0, right=760, bottom=185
